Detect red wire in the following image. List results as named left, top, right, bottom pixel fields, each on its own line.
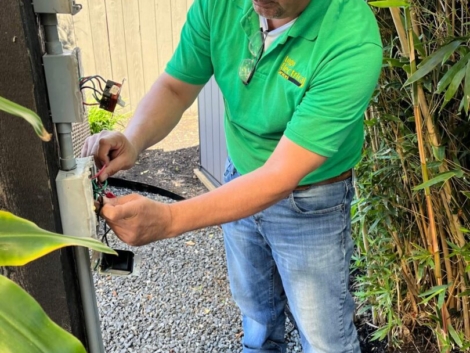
left=90, top=164, right=107, bottom=180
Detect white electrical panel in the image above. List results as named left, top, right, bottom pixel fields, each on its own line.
left=56, top=157, right=97, bottom=238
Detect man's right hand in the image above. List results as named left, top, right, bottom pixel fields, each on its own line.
left=81, top=130, right=139, bottom=182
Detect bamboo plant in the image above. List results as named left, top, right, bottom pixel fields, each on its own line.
left=353, top=0, right=470, bottom=351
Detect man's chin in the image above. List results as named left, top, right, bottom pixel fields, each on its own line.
left=252, top=1, right=280, bottom=18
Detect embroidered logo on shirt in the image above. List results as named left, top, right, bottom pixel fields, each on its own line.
left=278, top=56, right=306, bottom=88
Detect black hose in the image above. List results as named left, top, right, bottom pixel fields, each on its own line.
left=107, top=177, right=185, bottom=201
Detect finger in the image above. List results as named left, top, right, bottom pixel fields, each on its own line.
left=103, top=193, right=141, bottom=206
left=101, top=194, right=142, bottom=219
left=91, top=136, right=112, bottom=170
left=97, top=135, right=129, bottom=181
left=101, top=200, right=139, bottom=222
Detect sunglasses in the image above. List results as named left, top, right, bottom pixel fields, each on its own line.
left=238, top=28, right=269, bottom=85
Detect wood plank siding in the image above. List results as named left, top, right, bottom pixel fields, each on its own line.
left=58, top=0, right=195, bottom=113
left=58, top=0, right=227, bottom=186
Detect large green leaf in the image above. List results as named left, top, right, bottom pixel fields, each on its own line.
left=0, top=211, right=116, bottom=266
left=0, top=96, right=51, bottom=141
left=0, top=275, right=86, bottom=353
left=405, top=41, right=462, bottom=85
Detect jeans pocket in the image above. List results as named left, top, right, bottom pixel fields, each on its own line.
left=223, top=157, right=237, bottom=184
left=289, top=179, right=351, bottom=215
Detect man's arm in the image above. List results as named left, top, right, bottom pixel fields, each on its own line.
left=124, top=73, right=204, bottom=154
left=101, top=136, right=326, bottom=246
left=81, top=73, right=204, bottom=179
left=168, top=136, right=326, bottom=235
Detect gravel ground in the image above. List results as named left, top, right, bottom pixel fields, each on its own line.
left=93, top=186, right=302, bottom=353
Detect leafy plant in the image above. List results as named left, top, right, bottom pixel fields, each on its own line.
left=0, top=96, right=116, bottom=353
left=352, top=1, right=470, bottom=351
left=87, top=106, right=128, bottom=134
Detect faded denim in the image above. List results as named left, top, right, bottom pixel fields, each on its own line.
left=222, top=158, right=361, bottom=353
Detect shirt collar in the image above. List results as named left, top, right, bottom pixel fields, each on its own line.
left=239, top=0, right=331, bottom=41
left=288, top=0, right=330, bottom=41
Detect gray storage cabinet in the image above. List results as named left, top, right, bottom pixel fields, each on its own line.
left=198, top=76, right=227, bottom=187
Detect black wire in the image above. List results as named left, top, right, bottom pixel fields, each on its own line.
left=83, top=76, right=105, bottom=92
left=80, top=85, right=102, bottom=95
left=94, top=75, right=107, bottom=84
left=80, top=85, right=103, bottom=103
left=102, top=221, right=112, bottom=246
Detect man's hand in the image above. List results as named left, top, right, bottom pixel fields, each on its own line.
left=100, top=194, right=174, bottom=246
left=81, top=130, right=139, bottom=182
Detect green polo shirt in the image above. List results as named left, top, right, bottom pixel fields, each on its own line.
left=166, top=0, right=382, bottom=184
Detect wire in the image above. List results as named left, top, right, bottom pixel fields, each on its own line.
left=79, top=75, right=106, bottom=105
left=91, top=164, right=107, bottom=181
left=80, top=75, right=106, bottom=91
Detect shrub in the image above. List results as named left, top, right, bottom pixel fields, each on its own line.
left=87, top=106, right=129, bottom=134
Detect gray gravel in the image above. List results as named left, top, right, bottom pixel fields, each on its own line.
left=93, top=186, right=302, bottom=352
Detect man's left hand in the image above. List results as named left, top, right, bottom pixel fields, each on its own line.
left=100, top=194, right=174, bottom=246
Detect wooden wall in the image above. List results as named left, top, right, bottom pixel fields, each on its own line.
left=58, top=0, right=195, bottom=113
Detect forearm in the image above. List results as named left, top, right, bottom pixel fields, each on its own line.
left=124, top=73, right=203, bottom=154
left=168, top=167, right=293, bottom=236
left=167, top=137, right=326, bottom=236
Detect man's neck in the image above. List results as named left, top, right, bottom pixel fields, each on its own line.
left=267, top=17, right=296, bottom=30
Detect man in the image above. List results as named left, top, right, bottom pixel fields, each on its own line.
left=82, top=0, right=382, bottom=351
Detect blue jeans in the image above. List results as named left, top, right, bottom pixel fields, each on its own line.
left=222, top=158, right=360, bottom=353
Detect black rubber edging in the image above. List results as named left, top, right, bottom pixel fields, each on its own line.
left=107, top=177, right=186, bottom=201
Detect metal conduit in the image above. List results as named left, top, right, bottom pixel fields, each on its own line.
left=40, top=13, right=104, bottom=353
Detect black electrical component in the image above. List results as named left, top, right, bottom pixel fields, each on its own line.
left=100, top=249, right=135, bottom=275
left=99, top=80, right=122, bottom=113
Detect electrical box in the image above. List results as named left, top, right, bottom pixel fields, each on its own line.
left=33, top=0, right=82, bottom=15
left=56, top=157, right=97, bottom=238
left=43, top=48, right=85, bottom=123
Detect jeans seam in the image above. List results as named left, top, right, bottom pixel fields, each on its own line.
left=337, top=180, right=347, bottom=350
left=342, top=181, right=355, bottom=353
left=270, top=258, right=276, bottom=322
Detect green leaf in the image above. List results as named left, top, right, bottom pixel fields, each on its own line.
left=0, top=210, right=116, bottom=266
left=436, top=53, right=470, bottom=93
left=413, top=170, right=464, bottom=191
left=462, top=191, right=470, bottom=199
left=419, top=284, right=449, bottom=297
left=437, top=290, right=446, bottom=309
left=432, top=145, right=446, bottom=161
left=460, top=227, right=470, bottom=234
left=448, top=323, right=463, bottom=348
left=464, top=61, right=470, bottom=114
left=383, top=57, right=406, bottom=68
left=419, top=284, right=449, bottom=304
left=0, top=275, right=86, bottom=353
left=440, top=64, right=467, bottom=111
left=405, top=41, right=462, bottom=85
left=368, top=0, right=409, bottom=7
left=412, top=31, right=426, bottom=58
left=0, top=96, right=51, bottom=142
